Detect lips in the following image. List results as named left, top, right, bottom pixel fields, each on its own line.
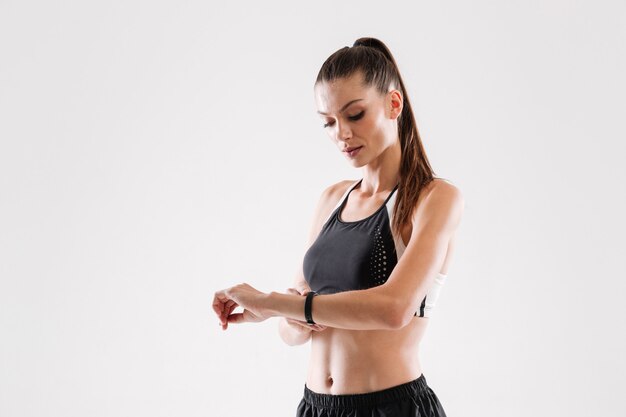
left=344, top=146, right=363, bottom=158
left=343, top=146, right=363, bottom=152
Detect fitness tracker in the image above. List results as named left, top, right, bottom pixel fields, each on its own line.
left=304, top=291, right=319, bottom=325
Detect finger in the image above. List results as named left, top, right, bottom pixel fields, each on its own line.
left=226, top=300, right=238, bottom=312
left=225, top=299, right=238, bottom=312
left=286, top=317, right=307, bottom=325
left=285, top=318, right=311, bottom=330
left=212, top=290, right=230, bottom=325
left=226, top=311, right=247, bottom=325
left=297, top=284, right=312, bottom=295
left=305, top=321, right=323, bottom=330
left=216, top=292, right=238, bottom=326
left=297, top=319, right=326, bottom=331
left=297, top=321, right=320, bottom=331
left=223, top=301, right=238, bottom=330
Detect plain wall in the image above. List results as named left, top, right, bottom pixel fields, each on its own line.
left=1, top=1, right=625, bottom=416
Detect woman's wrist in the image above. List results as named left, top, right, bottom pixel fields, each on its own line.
left=265, top=291, right=281, bottom=318
left=266, top=291, right=306, bottom=321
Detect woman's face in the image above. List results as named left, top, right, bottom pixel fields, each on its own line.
left=314, top=71, right=402, bottom=166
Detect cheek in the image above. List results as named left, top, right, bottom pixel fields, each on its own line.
left=368, top=111, right=388, bottom=129
left=365, top=116, right=387, bottom=138
left=357, top=114, right=379, bottom=134
left=365, top=117, right=391, bottom=147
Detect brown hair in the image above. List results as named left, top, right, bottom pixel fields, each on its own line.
left=315, top=37, right=443, bottom=236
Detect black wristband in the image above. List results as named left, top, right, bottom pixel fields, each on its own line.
left=304, top=291, right=318, bottom=324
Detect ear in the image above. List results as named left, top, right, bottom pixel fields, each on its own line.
left=387, top=89, right=403, bottom=120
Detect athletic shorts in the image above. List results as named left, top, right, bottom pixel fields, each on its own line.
left=295, top=373, right=447, bottom=417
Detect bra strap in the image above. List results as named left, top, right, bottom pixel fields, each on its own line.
left=321, top=179, right=362, bottom=225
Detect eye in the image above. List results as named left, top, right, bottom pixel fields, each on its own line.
left=348, top=110, right=365, bottom=121
left=322, top=111, right=365, bottom=128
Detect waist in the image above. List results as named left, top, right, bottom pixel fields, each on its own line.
left=303, top=373, right=429, bottom=407
left=306, top=329, right=423, bottom=394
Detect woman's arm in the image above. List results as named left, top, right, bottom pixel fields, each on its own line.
left=278, top=317, right=312, bottom=346
left=263, top=182, right=465, bottom=331
left=266, top=286, right=395, bottom=330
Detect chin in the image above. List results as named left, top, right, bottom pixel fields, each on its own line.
left=350, top=160, right=368, bottom=168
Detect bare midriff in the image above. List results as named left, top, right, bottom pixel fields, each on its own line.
left=305, top=316, right=430, bottom=395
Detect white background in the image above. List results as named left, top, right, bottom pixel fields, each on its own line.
left=1, top=1, right=625, bottom=416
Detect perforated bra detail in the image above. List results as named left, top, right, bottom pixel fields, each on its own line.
left=302, top=179, right=448, bottom=318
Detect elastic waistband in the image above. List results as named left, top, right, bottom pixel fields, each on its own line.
left=303, top=374, right=428, bottom=409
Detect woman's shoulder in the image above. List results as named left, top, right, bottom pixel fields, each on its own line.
left=306, top=179, right=359, bottom=241
left=318, top=178, right=359, bottom=205
left=405, top=177, right=464, bottom=226
left=412, top=177, right=464, bottom=225
left=313, top=179, right=359, bottom=218
left=421, top=177, right=463, bottom=201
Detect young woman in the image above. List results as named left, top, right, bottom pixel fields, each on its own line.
left=213, top=37, right=464, bottom=417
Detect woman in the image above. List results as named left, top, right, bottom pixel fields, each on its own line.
left=213, top=37, right=464, bottom=417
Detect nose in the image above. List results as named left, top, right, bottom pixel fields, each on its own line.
left=335, top=120, right=352, bottom=142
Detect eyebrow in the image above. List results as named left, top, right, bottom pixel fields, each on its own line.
left=317, top=99, right=364, bottom=116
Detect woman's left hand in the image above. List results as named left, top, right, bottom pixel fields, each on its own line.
left=212, top=283, right=273, bottom=330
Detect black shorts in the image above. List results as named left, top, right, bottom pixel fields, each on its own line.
left=296, top=373, right=447, bottom=417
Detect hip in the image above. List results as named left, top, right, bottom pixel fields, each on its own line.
left=296, top=373, right=447, bottom=417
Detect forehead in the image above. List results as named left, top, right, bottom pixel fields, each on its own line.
left=314, top=72, right=377, bottom=115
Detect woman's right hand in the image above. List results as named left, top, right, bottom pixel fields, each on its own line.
left=284, top=288, right=327, bottom=332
